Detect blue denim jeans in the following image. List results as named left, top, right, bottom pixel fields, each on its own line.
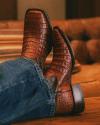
left=0, top=58, right=55, bottom=125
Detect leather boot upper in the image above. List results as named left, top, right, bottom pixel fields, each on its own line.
left=21, top=8, right=52, bottom=69
left=44, top=27, right=75, bottom=114
left=44, top=27, right=75, bottom=86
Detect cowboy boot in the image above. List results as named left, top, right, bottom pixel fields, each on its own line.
left=44, top=27, right=85, bottom=114
left=21, top=8, right=52, bottom=69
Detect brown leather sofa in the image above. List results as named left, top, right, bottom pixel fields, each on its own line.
left=52, top=18, right=100, bottom=64
left=0, top=17, right=100, bottom=98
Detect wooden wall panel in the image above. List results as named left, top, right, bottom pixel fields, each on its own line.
left=66, top=0, right=100, bottom=19
left=0, top=0, right=17, bottom=20
left=17, top=0, right=66, bottom=20
left=95, top=0, right=100, bottom=17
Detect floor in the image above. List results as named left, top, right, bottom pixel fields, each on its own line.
left=14, top=97, right=100, bottom=125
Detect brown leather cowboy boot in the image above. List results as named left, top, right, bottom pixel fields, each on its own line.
left=44, top=27, right=85, bottom=114
left=21, top=8, right=52, bottom=69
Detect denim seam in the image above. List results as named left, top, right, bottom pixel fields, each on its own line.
left=33, top=62, right=55, bottom=116
left=43, top=79, right=55, bottom=116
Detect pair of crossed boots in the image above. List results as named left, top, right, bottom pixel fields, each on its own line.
left=21, top=8, right=85, bottom=115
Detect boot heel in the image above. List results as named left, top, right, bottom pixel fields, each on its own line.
left=72, top=84, right=85, bottom=114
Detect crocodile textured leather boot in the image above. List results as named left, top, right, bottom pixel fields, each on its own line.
left=21, top=8, right=52, bottom=69
left=44, top=27, right=85, bottom=114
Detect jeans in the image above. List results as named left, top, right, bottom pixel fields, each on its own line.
left=0, top=58, right=55, bottom=125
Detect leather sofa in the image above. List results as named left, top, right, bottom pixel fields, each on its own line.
left=52, top=18, right=100, bottom=64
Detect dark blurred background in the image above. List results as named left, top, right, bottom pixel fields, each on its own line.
left=66, top=0, right=100, bottom=19
left=0, top=0, right=100, bottom=20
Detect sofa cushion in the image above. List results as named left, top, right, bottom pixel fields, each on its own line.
left=53, top=18, right=100, bottom=64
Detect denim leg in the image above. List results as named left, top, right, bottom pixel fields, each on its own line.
left=0, top=58, right=55, bottom=125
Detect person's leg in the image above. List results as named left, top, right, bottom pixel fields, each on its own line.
left=44, top=27, right=85, bottom=115
left=0, top=58, right=55, bottom=125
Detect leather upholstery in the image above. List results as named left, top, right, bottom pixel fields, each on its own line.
left=52, top=18, right=100, bottom=64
